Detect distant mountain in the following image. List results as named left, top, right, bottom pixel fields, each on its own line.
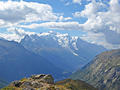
left=0, top=39, right=63, bottom=82
left=20, top=31, right=106, bottom=72
left=2, top=74, right=97, bottom=90
left=71, top=49, right=120, bottom=90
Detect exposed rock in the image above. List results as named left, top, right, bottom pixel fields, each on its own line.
left=31, top=74, right=54, bottom=84
left=31, top=81, right=43, bottom=88
left=21, top=81, right=32, bottom=88
left=22, top=87, right=35, bottom=90
left=9, top=81, right=22, bottom=87
left=2, top=74, right=97, bottom=90
left=10, top=74, right=54, bottom=89
left=71, top=49, right=120, bottom=90
left=31, top=74, right=46, bottom=79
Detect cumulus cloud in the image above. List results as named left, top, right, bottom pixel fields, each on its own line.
left=17, top=0, right=120, bottom=49
left=0, top=0, right=73, bottom=27
left=7, top=27, right=35, bottom=36
left=0, top=0, right=58, bottom=26
left=73, top=0, right=120, bottom=49
left=0, top=27, right=35, bottom=42
left=80, top=32, right=120, bottom=49
left=0, top=0, right=120, bottom=49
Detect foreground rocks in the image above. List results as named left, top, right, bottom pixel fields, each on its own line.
left=9, top=74, right=54, bottom=89
left=2, top=74, right=97, bottom=90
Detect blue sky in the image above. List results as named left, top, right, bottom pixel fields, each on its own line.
left=21, top=0, right=87, bottom=35
left=0, top=0, right=89, bottom=36
left=0, top=0, right=120, bottom=49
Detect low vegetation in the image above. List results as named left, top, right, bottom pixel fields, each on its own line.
left=1, top=74, right=97, bottom=90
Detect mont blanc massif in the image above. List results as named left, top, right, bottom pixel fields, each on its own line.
left=0, top=0, right=120, bottom=90
left=0, top=31, right=117, bottom=90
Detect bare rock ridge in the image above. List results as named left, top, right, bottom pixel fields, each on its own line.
left=2, top=74, right=97, bottom=90
left=9, top=74, right=54, bottom=89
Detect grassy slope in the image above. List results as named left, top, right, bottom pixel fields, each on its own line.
left=1, top=78, right=97, bottom=90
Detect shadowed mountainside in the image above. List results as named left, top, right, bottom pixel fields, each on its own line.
left=71, top=49, right=120, bottom=90
left=20, top=31, right=106, bottom=71
left=0, top=39, right=64, bottom=82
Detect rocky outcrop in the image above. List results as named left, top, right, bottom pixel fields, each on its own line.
left=30, top=74, right=54, bottom=84
left=2, top=74, right=97, bottom=90
left=9, top=74, right=54, bottom=89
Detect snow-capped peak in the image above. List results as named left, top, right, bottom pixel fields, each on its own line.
left=21, top=31, right=80, bottom=56
left=0, top=29, right=80, bottom=56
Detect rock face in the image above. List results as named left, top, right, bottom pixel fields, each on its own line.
left=30, top=74, right=54, bottom=84
left=71, top=49, right=120, bottom=90
left=3, top=74, right=97, bottom=90
left=9, top=74, right=54, bottom=89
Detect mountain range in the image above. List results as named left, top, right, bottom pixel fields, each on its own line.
left=0, top=39, right=63, bottom=82
left=71, top=49, right=120, bottom=90
left=20, top=31, right=106, bottom=71
left=0, top=31, right=106, bottom=85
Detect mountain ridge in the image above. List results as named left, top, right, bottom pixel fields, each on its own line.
left=0, top=39, right=64, bottom=82
left=71, top=49, right=120, bottom=90
left=20, top=31, right=106, bottom=71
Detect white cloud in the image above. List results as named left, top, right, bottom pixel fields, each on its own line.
left=0, top=0, right=120, bottom=49
left=80, top=32, right=120, bottom=49
left=73, top=0, right=82, bottom=5
left=20, top=21, right=82, bottom=30
left=0, top=27, right=35, bottom=42
left=59, top=16, right=72, bottom=21
left=73, top=0, right=120, bottom=49
left=73, top=12, right=81, bottom=18
left=0, top=33, right=22, bottom=42
left=7, top=27, right=35, bottom=36
left=0, top=0, right=58, bottom=26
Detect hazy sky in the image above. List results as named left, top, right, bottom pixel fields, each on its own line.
left=0, top=0, right=120, bottom=49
